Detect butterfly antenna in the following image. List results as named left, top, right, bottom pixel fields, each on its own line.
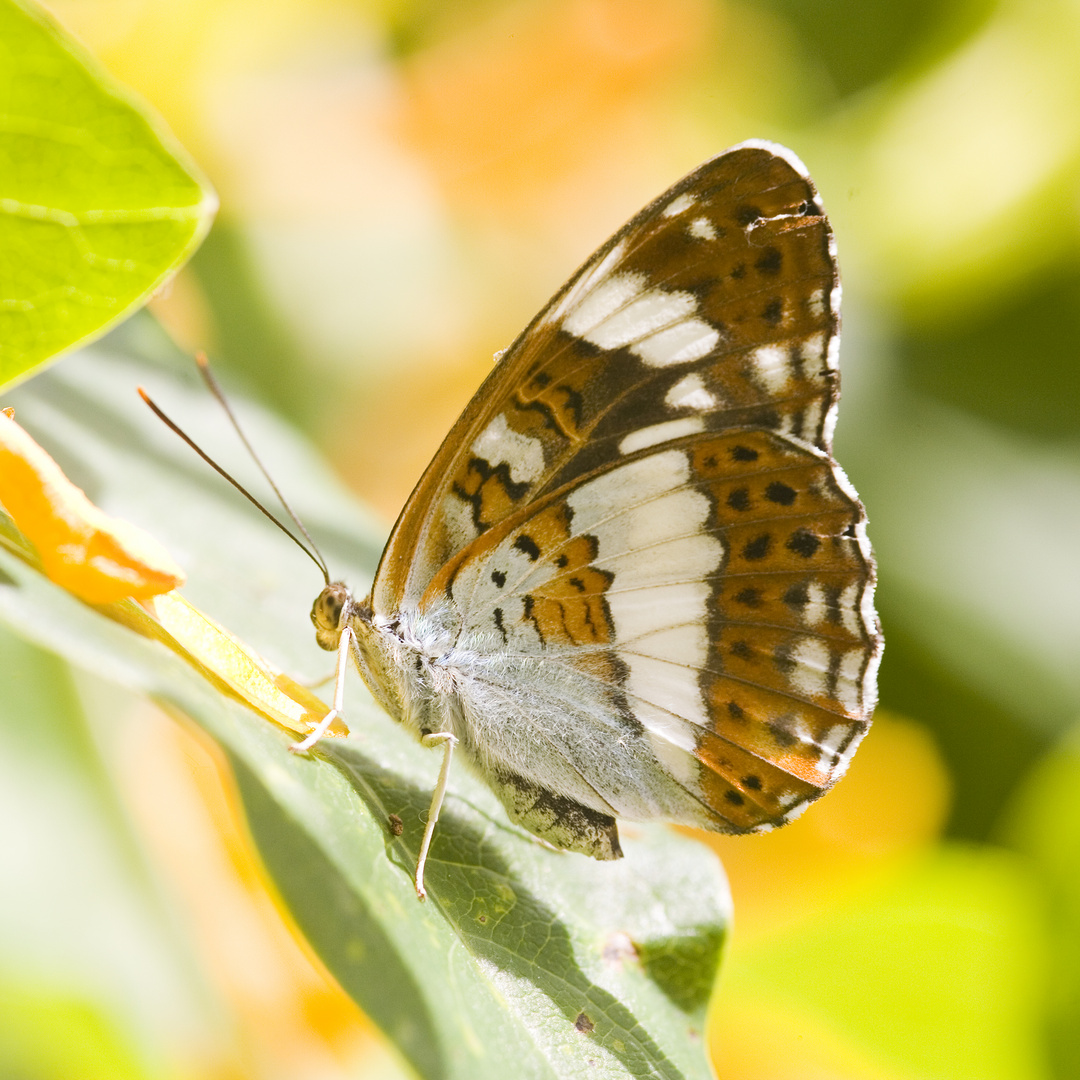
left=192, top=353, right=330, bottom=578
left=138, top=382, right=331, bottom=586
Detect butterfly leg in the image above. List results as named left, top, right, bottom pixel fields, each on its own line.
left=289, top=625, right=354, bottom=753
left=414, top=730, right=456, bottom=901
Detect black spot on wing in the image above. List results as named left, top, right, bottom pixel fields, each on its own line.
left=773, top=641, right=796, bottom=674
left=514, top=534, right=542, bottom=561
left=768, top=714, right=800, bottom=748
left=787, top=529, right=821, bottom=558
left=765, top=481, right=797, bottom=506
left=742, top=533, right=772, bottom=561
left=762, top=298, right=784, bottom=325
left=783, top=582, right=810, bottom=608
left=754, top=246, right=782, bottom=275
left=727, top=487, right=751, bottom=512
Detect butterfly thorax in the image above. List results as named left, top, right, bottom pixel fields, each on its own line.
left=313, top=582, right=469, bottom=738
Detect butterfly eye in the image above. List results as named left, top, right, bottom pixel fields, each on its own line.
left=311, top=583, right=348, bottom=634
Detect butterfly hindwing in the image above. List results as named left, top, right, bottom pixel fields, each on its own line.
left=424, top=426, right=876, bottom=834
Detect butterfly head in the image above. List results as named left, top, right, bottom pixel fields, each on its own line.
left=311, top=581, right=371, bottom=652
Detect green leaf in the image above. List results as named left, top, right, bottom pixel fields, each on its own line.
left=0, top=319, right=729, bottom=1080
left=0, top=0, right=216, bottom=389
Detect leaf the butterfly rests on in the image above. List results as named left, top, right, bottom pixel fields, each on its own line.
left=308, top=141, right=882, bottom=897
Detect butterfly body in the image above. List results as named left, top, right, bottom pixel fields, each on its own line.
left=309, top=141, right=882, bottom=895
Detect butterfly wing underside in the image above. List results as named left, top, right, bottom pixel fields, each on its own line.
left=372, top=141, right=881, bottom=839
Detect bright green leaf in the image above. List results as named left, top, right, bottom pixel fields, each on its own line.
left=0, top=0, right=216, bottom=389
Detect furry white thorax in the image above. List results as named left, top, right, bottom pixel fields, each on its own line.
left=346, top=596, right=719, bottom=828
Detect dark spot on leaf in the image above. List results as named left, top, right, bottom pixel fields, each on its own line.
left=387, top=814, right=403, bottom=836
left=575, top=1013, right=595, bottom=1034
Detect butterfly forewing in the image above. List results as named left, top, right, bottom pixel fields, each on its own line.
left=374, top=142, right=840, bottom=614
left=369, top=141, right=880, bottom=841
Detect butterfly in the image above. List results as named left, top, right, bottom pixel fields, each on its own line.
left=298, top=140, right=882, bottom=900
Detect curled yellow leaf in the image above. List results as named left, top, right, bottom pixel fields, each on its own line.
left=0, top=409, right=185, bottom=603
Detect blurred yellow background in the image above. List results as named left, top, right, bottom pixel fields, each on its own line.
left=10, top=0, right=1080, bottom=1076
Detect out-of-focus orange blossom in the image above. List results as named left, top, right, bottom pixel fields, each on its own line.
left=399, top=0, right=714, bottom=216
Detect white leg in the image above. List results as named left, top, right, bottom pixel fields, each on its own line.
left=414, top=731, right=456, bottom=901
left=290, top=626, right=353, bottom=753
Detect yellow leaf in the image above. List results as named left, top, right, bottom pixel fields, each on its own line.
left=148, top=591, right=345, bottom=738
left=0, top=410, right=185, bottom=603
